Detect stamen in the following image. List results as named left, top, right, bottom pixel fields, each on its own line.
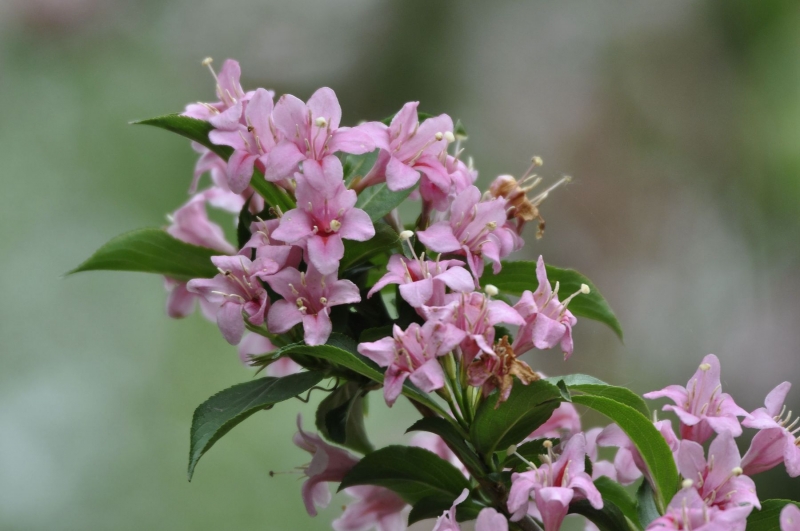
left=484, top=285, right=499, bottom=297
left=559, top=284, right=591, bottom=314
left=444, top=131, right=455, bottom=143
left=329, top=219, right=341, bottom=233
left=315, top=117, right=328, bottom=128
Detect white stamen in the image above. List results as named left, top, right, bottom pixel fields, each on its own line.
left=329, top=220, right=342, bottom=233
left=699, top=363, right=712, bottom=371
left=682, top=479, right=694, bottom=489
left=532, top=155, right=543, bottom=167
left=484, top=285, right=499, bottom=297
left=399, top=230, right=415, bottom=241
left=319, top=297, right=328, bottom=305
left=434, top=132, right=443, bottom=141
left=315, top=117, right=328, bottom=128
left=580, top=284, right=591, bottom=294
left=444, top=131, right=455, bottom=143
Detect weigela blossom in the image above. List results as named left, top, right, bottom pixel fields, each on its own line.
left=529, top=402, right=582, bottom=440
left=332, top=485, right=408, bottom=531
left=417, top=185, right=521, bottom=279
left=782, top=504, right=800, bottom=531
left=646, top=486, right=753, bottom=531
left=741, top=381, right=800, bottom=477
left=513, top=256, right=586, bottom=359
left=184, top=59, right=253, bottom=122
left=418, top=154, right=477, bottom=212
left=507, top=434, right=603, bottom=529
left=432, top=489, right=468, bottom=531
left=265, top=265, right=361, bottom=346
left=272, top=156, right=374, bottom=275
left=596, top=420, right=678, bottom=486
left=644, top=354, right=750, bottom=443
left=357, top=321, right=466, bottom=406
left=468, top=336, right=539, bottom=404
left=367, top=254, right=474, bottom=308
left=293, top=416, right=360, bottom=517
left=265, top=87, right=377, bottom=181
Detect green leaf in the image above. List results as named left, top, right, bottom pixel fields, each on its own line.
left=341, top=222, right=400, bottom=271
left=501, top=438, right=559, bottom=471
left=315, top=381, right=373, bottom=454
left=594, top=476, right=641, bottom=529
left=359, top=326, right=393, bottom=343
left=133, top=113, right=233, bottom=160
left=188, top=371, right=325, bottom=480
left=747, top=499, right=800, bottom=531
left=342, top=150, right=379, bottom=186
left=470, top=379, right=563, bottom=456
left=355, top=183, right=415, bottom=222
left=480, top=261, right=623, bottom=340
left=339, top=445, right=470, bottom=504
left=248, top=174, right=296, bottom=212
left=407, top=494, right=483, bottom=525
left=569, top=499, right=636, bottom=531
left=406, top=417, right=485, bottom=475
left=546, top=375, right=650, bottom=417
left=69, top=228, right=218, bottom=281
left=571, top=395, right=679, bottom=513
left=636, top=480, right=661, bottom=528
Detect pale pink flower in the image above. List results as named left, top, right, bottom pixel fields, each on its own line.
left=367, top=254, right=473, bottom=308
left=360, top=101, right=453, bottom=192
left=584, top=427, right=618, bottom=482
left=676, top=431, right=760, bottom=510
left=272, top=156, right=375, bottom=274
left=741, top=382, right=800, bottom=477
left=293, top=416, right=360, bottom=517
left=646, top=486, right=753, bottom=531
left=475, top=508, right=509, bottom=531
left=333, top=485, right=408, bottom=531
left=417, top=185, right=521, bottom=279
left=644, top=354, right=750, bottom=443
left=529, top=402, right=582, bottom=440
left=512, top=256, right=586, bottom=359
left=357, top=321, right=466, bottom=406
left=418, top=154, right=478, bottom=213
left=432, top=489, right=469, bottom=531
left=265, top=265, right=361, bottom=346
left=597, top=420, right=677, bottom=486
left=265, top=87, right=376, bottom=181
left=782, top=504, right=800, bottom=531
left=183, top=59, right=252, bottom=121
left=187, top=254, right=280, bottom=344
left=507, top=434, right=603, bottom=529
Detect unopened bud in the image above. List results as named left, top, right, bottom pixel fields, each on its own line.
left=485, top=285, right=499, bottom=297
left=435, top=132, right=444, bottom=141
left=399, top=230, right=415, bottom=241
left=580, top=284, right=590, bottom=294
left=315, top=117, right=328, bottom=128
left=444, top=131, right=455, bottom=143
left=681, top=479, right=694, bottom=489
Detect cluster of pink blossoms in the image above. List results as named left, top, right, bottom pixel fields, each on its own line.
left=120, top=58, right=800, bottom=531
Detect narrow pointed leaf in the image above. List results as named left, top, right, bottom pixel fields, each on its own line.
left=69, top=228, right=218, bottom=281
left=546, top=375, right=649, bottom=417
left=355, top=183, right=415, bottom=222
left=339, top=445, right=470, bottom=504
left=315, top=381, right=373, bottom=454
left=342, top=150, right=379, bottom=186
left=188, top=370, right=325, bottom=479
left=406, top=417, right=485, bottom=475
left=593, top=476, right=641, bottom=529
left=248, top=173, right=296, bottom=212
left=636, top=480, right=661, bottom=528
left=133, top=113, right=233, bottom=160
left=480, top=261, right=623, bottom=340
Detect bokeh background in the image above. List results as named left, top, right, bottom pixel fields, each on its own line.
left=1, top=0, right=799, bottom=529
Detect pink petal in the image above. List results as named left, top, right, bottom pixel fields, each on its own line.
left=535, top=487, right=573, bottom=531
left=272, top=208, right=316, bottom=244
left=226, top=150, right=256, bottom=193
left=165, top=281, right=196, bottom=318
left=358, top=337, right=396, bottom=367
left=385, top=156, right=421, bottom=191
left=339, top=208, right=375, bottom=241
left=383, top=365, right=409, bottom=407
left=530, top=314, right=568, bottom=350
left=306, top=234, right=345, bottom=275
left=328, top=127, right=375, bottom=155
left=765, top=382, right=792, bottom=417
left=217, top=301, right=245, bottom=345
left=781, top=504, right=800, bottom=531
left=267, top=299, right=303, bottom=333
left=417, top=222, right=461, bottom=253
left=742, top=427, right=787, bottom=476
left=264, top=140, right=306, bottom=181
left=476, top=508, right=508, bottom=531
left=399, top=278, right=434, bottom=307
left=307, top=87, right=342, bottom=129
left=237, top=333, right=276, bottom=366
left=409, top=358, right=445, bottom=393
left=301, top=313, right=333, bottom=346
left=326, top=279, right=362, bottom=306
left=272, top=93, right=308, bottom=138
left=784, top=441, right=800, bottom=477
left=676, top=439, right=706, bottom=482
left=643, top=384, right=689, bottom=405
left=356, top=121, right=390, bottom=151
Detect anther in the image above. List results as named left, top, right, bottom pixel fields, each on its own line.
left=201, top=57, right=214, bottom=67
left=399, top=230, right=414, bottom=241
left=486, top=221, right=497, bottom=230
left=699, top=363, right=712, bottom=371
left=320, top=297, right=328, bottom=305
left=315, top=117, right=328, bottom=128
left=682, top=479, right=694, bottom=489
left=329, top=220, right=341, bottom=233
left=532, top=156, right=543, bottom=167
left=485, top=285, right=499, bottom=297
left=444, top=131, right=455, bottom=143
left=435, top=132, right=444, bottom=141
left=732, top=467, right=743, bottom=476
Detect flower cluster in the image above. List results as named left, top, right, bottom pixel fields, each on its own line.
left=78, top=58, right=800, bottom=531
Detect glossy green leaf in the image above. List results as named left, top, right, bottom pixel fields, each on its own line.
left=569, top=499, right=635, bottom=531
left=248, top=174, right=296, bottom=212
left=572, top=395, right=678, bottom=513
left=341, top=222, right=400, bottom=271
left=636, top=480, right=660, bottom=528
left=406, top=417, right=485, bottom=475
left=547, top=375, right=649, bottom=417
left=188, top=371, right=325, bottom=479
left=133, top=113, right=232, bottom=160
left=342, top=150, right=379, bottom=186
left=407, top=494, right=483, bottom=525
left=69, top=228, right=218, bottom=281
left=470, top=379, right=563, bottom=456
left=355, top=183, right=415, bottom=222
left=594, top=476, right=641, bottom=529
left=339, top=445, right=470, bottom=504
left=747, top=499, right=800, bottom=531
left=315, top=381, right=373, bottom=454
left=480, top=261, right=623, bottom=340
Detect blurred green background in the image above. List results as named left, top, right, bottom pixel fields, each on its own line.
left=1, top=0, right=799, bottom=529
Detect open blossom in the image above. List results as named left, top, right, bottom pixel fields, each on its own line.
left=644, top=354, right=749, bottom=443
left=367, top=254, right=473, bottom=308
left=357, top=321, right=466, bottom=406
left=530, top=402, right=582, bottom=440
left=431, top=490, right=509, bottom=531
left=597, top=420, right=676, bottom=486
left=468, top=336, right=539, bottom=404
left=507, top=434, right=603, bottom=529
left=513, top=256, right=585, bottom=359
left=418, top=185, right=522, bottom=279
left=432, top=489, right=468, bottom=531
left=293, top=416, right=360, bottom=517
left=782, top=504, right=800, bottom=531
left=184, top=58, right=253, bottom=122
left=741, top=382, right=800, bottom=477
left=333, top=486, right=408, bottom=531
left=272, top=156, right=374, bottom=274
left=265, top=265, right=360, bottom=346
left=187, top=255, right=282, bottom=344
left=418, top=154, right=478, bottom=212
left=264, top=87, right=376, bottom=181
left=646, top=486, right=754, bottom=531
left=360, top=101, right=453, bottom=192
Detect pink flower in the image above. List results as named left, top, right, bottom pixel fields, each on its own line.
left=265, top=265, right=361, bottom=346
left=529, top=402, right=582, bottom=440
left=646, top=486, right=753, bottom=531
left=597, top=420, right=677, bottom=487
left=417, top=185, right=521, bottom=279
left=432, top=489, right=469, bottom=531
left=272, top=156, right=375, bottom=274
left=507, top=434, right=603, bottom=529
left=293, top=416, right=360, bottom=517
left=360, top=101, right=453, bottom=192
left=676, top=431, right=760, bottom=510
left=643, top=354, right=750, bottom=443
left=585, top=427, right=618, bottom=482
left=236, top=333, right=303, bottom=376
left=512, top=256, right=585, bottom=359
left=265, top=87, right=376, bottom=181
left=418, top=154, right=478, bottom=212
left=782, top=504, right=800, bottom=531
left=741, top=382, right=800, bottom=477
left=333, top=485, right=408, bottom=531
left=183, top=59, right=253, bottom=121
left=357, top=321, right=466, bottom=406
left=187, top=255, right=280, bottom=344
left=475, top=508, right=509, bottom=531
left=367, top=254, right=474, bottom=308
